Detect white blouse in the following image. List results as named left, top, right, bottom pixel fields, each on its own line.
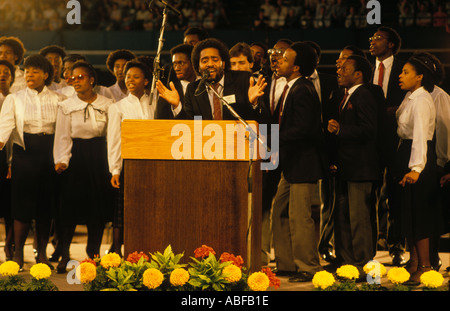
left=0, top=86, right=66, bottom=149
left=10, top=68, right=27, bottom=93
left=396, top=87, right=436, bottom=173
left=53, top=94, right=112, bottom=166
left=431, top=86, right=450, bottom=168
left=107, top=93, right=155, bottom=176
left=108, top=82, right=128, bottom=103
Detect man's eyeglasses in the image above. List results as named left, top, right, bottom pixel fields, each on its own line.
left=268, top=49, right=284, bottom=56
left=369, top=35, right=387, bottom=42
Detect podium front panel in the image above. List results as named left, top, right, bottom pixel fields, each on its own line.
left=123, top=159, right=262, bottom=271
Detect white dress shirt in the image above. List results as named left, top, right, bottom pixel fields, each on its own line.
left=108, top=82, right=128, bottom=103
left=10, top=68, right=27, bottom=93
left=270, top=74, right=287, bottom=113
left=374, top=55, right=394, bottom=98
left=54, top=94, right=112, bottom=166
left=431, top=86, right=450, bottom=168
left=396, top=87, right=436, bottom=173
left=107, top=93, right=155, bottom=176
left=0, top=86, right=66, bottom=149
left=309, top=70, right=322, bottom=103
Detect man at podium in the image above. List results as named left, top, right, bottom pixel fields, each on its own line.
left=156, top=38, right=267, bottom=122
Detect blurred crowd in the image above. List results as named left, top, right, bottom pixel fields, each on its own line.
left=254, top=0, right=450, bottom=30
left=0, top=0, right=230, bottom=31
left=0, top=0, right=448, bottom=32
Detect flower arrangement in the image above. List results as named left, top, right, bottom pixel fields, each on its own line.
left=312, top=270, right=336, bottom=290
left=24, top=263, right=58, bottom=291
left=0, top=261, right=25, bottom=291
left=420, top=270, right=445, bottom=290
left=0, top=261, right=58, bottom=291
left=311, top=262, right=448, bottom=291
left=76, top=245, right=280, bottom=291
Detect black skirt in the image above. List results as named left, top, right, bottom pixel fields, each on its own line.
left=11, top=133, right=57, bottom=222
left=57, top=136, right=114, bottom=226
left=0, top=148, right=11, bottom=218
left=392, top=139, right=446, bottom=240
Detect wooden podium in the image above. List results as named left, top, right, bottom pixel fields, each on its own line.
left=121, top=119, right=262, bottom=271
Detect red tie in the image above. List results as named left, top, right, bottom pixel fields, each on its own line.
left=212, top=83, right=222, bottom=120
left=377, top=62, right=384, bottom=87
left=278, top=84, right=289, bottom=124
left=339, top=89, right=349, bottom=112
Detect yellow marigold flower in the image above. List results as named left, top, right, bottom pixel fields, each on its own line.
left=248, top=272, right=270, bottom=291
left=387, top=267, right=410, bottom=284
left=0, top=261, right=21, bottom=277
left=222, top=264, right=242, bottom=283
left=170, top=268, right=190, bottom=286
left=30, top=263, right=52, bottom=280
left=76, top=262, right=97, bottom=283
left=143, top=268, right=164, bottom=289
left=100, top=252, right=122, bottom=269
left=420, top=270, right=444, bottom=288
left=336, top=265, right=359, bottom=280
left=312, top=270, right=335, bottom=290
left=363, top=261, right=387, bottom=277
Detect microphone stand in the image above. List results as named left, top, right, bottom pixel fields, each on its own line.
left=203, top=80, right=270, bottom=154
left=148, top=1, right=180, bottom=106
left=204, top=79, right=269, bottom=271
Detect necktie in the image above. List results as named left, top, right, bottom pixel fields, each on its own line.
left=212, top=83, right=222, bottom=120
left=278, top=84, right=289, bottom=124
left=377, top=62, right=385, bottom=87
left=339, top=89, right=349, bottom=112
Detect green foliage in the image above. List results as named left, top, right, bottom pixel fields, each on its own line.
left=23, top=278, right=58, bottom=291
left=188, top=253, right=231, bottom=291
left=0, top=275, right=26, bottom=291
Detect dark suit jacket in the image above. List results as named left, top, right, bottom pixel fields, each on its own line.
left=336, top=84, right=381, bottom=182
left=279, top=77, right=326, bottom=184
left=179, top=70, right=264, bottom=122
left=155, top=77, right=186, bottom=119
left=373, top=57, right=407, bottom=168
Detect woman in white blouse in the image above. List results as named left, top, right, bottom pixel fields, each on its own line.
left=53, top=61, right=114, bottom=273
left=0, top=54, right=65, bottom=270
left=395, top=53, right=446, bottom=285
left=107, top=60, right=154, bottom=256
left=422, top=52, right=450, bottom=272
left=0, top=59, right=14, bottom=261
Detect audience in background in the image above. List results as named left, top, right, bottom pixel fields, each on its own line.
left=0, top=0, right=449, bottom=32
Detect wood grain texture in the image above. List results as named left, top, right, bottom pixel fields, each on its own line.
left=121, top=119, right=262, bottom=161
left=123, top=159, right=262, bottom=271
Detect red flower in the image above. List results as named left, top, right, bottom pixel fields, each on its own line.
left=126, top=251, right=149, bottom=264
left=219, top=252, right=244, bottom=269
left=80, top=258, right=97, bottom=267
left=261, top=267, right=281, bottom=289
left=194, top=245, right=216, bottom=258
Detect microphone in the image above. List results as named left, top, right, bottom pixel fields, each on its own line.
left=148, top=0, right=181, bottom=15
left=194, top=69, right=211, bottom=96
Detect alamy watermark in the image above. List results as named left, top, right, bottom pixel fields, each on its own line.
left=64, top=0, right=381, bottom=26
left=66, top=0, right=81, bottom=25
left=170, top=117, right=279, bottom=171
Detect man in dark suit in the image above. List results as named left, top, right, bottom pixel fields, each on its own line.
left=155, top=44, right=197, bottom=119
left=157, top=38, right=267, bottom=121
left=369, top=26, right=407, bottom=266
left=271, top=42, right=326, bottom=282
left=327, top=55, right=381, bottom=274
left=260, top=39, right=291, bottom=266
left=305, top=40, right=339, bottom=264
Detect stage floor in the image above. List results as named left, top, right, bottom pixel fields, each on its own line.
left=0, top=224, right=448, bottom=292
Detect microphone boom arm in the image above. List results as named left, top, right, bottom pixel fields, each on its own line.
left=204, top=80, right=270, bottom=153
